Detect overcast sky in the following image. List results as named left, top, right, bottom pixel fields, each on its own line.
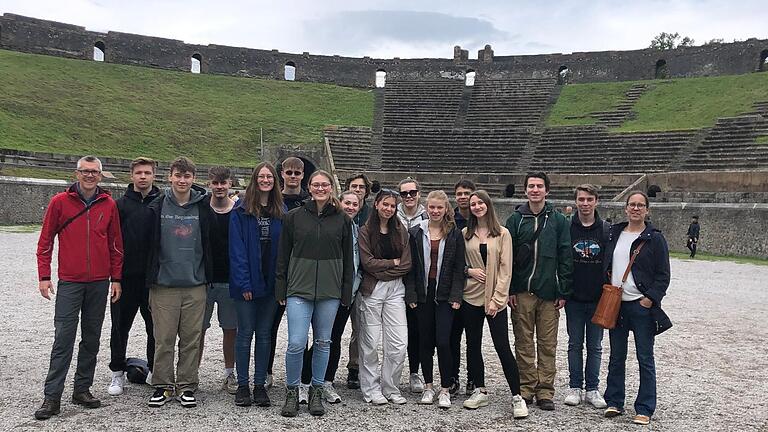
left=1, top=0, right=766, bottom=58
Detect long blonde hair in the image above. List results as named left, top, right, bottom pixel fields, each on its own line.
left=426, top=190, right=455, bottom=238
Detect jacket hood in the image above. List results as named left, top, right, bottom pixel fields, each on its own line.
left=515, top=201, right=554, bottom=216
left=164, top=183, right=208, bottom=207
left=610, top=221, right=662, bottom=240
left=67, top=182, right=111, bottom=200
left=124, top=184, right=160, bottom=202
left=397, top=203, right=426, bottom=220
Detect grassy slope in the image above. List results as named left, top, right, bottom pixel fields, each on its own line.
left=0, top=49, right=373, bottom=165
left=547, top=72, right=768, bottom=130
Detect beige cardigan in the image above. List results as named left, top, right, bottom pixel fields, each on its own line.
left=462, top=226, right=513, bottom=310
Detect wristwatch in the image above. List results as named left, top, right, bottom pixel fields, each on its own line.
left=464, top=265, right=471, bottom=278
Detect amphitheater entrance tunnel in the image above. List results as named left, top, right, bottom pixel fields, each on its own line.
left=278, top=156, right=316, bottom=191
left=93, top=41, right=105, bottom=62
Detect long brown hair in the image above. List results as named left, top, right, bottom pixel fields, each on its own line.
left=308, top=170, right=341, bottom=209
left=242, top=162, right=284, bottom=219
left=365, top=189, right=405, bottom=257
left=464, top=190, right=502, bottom=240
left=426, top=190, right=455, bottom=238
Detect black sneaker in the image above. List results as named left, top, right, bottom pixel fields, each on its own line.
left=281, top=386, right=299, bottom=417
left=253, top=385, right=271, bottom=407
left=177, top=391, right=197, bottom=408
left=72, top=391, right=101, bottom=408
left=148, top=388, right=174, bottom=407
left=537, top=398, right=555, bottom=411
left=448, top=377, right=460, bottom=395
left=465, top=380, right=476, bottom=396
left=235, top=385, right=252, bottom=407
left=34, top=399, right=60, bottom=420
left=308, top=384, right=325, bottom=416
left=346, top=369, right=360, bottom=390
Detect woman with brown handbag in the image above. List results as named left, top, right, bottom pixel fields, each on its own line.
left=602, top=191, right=671, bottom=427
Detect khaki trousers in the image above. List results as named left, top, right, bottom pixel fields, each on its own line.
left=150, top=285, right=206, bottom=393
left=511, top=292, right=560, bottom=400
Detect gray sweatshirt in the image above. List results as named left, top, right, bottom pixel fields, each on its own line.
left=156, top=188, right=207, bottom=287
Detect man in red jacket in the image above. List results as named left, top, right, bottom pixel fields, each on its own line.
left=34, top=155, right=124, bottom=421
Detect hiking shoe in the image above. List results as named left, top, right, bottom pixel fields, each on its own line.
left=346, top=369, right=360, bottom=389
left=72, top=390, right=101, bottom=408
left=409, top=373, right=425, bottom=393
left=235, top=385, right=252, bottom=407
left=266, top=374, right=274, bottom=389
left=323, top=382, right=341, bottom=404
left=253, top=385, right=271, bottom=407
left=148, top=388, right=174, bottom=407
left=308, top=385, right=325, bottom=416
left=298, top=384, right=309, bottom=404
left=223, top=372, right=238, bottom=395
left=465, top=380, right=476, bottom=396
left=585, top=390, right=607, bottom=408
left=281, top=386, right=300, bottom=417
left=633, top=414, right=651, bottom=425
left=418, top=388, right=435, bottom=405
left=448, top=377, right=460, bottom=395
left=34, top=399, right=60, bottom=420
left=537, top=398, right=555, bottom=411
left=463, top=389, right=489, bottom=409
left=177, top=391, right=197, bottom=408
left=108, top=371, right=125, bottom=396
left=604, top=406, right=623, bottom=417
left=388, top=393, right=407, bottom=405
left=564, top=388, right=582, bottom=406
left=437, top=391, right=451, bottom=409
left=512, top=394, right=529, bottom=419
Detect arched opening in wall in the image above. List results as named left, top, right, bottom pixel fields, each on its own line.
left=557, top=65, right=570, bottom=85
left=760, top=50, right=768, bottom=72
left=284, top=62, right=296, bottom=81
left=191, top=53, right=202, bottom=74
left=278, top=156, right=316, bottom=191
left=375, top=70, right=386, bottom=88
left=647, top=184, right=662, bottom=198
left=655, top=59, right=668, bottom=79
left=93, top=41, right=105, bottom=62
left=465, top=69, right=476, bottom=86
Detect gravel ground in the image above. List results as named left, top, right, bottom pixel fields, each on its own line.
left=1, top=230, right=766, bottom=432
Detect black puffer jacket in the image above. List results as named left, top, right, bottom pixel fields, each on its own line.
left=116, top=184, right=160, bottom=278
left=404, top=221, right=466, bottom=305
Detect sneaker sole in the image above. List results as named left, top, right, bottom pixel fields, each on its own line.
left=418, top=400, right=434, bottom=405
left=148, top=399, right=169, bottom=407
left=513, top=412, right=529, bottom=419
left=108, top=387, right=124, bottom=396
left=326, top=397, right=342, bottom=404
left=179, top=401, right=197, bottom=408
left=605, top=408, right=623, bottom=418
left=463, top=400, right=489, bottom=410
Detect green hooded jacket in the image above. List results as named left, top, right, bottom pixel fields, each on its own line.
left=505, top=201, right=573, bottom=301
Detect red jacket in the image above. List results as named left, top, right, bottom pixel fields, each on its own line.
left=37, top=184, right=124, bottom=283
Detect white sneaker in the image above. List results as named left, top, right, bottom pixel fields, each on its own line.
left=463, top=389, right=489, bottom=409
left=419, top=388, right=435, bottom=405
left=409, top=373, right=425, bottom=393
left=223, top=372, right=238, bottom=395
left=512, top=394, right=529, bottom=419
left=323, top=381, right=342, bottom=404
left=437, top=391, right=451, bottom=409
left=585, top=390, right=607, bottom=408
left=564, top=387, right=582, bottom=406
left=108, top=371, right=125, bottom=396
left=145, top=370, right=153, bottom=385
left=369, top=394, right=389, bottom=405
left=388, top=393, right=407, bottom=405
left=298, top=384, right=309, bottom=404
left=266, top=374, right=274, bottom=389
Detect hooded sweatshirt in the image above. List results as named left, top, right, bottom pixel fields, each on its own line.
left=570, top=211, right=610, bottom=303
left=396, top=203, right=427, bottom=229
left=116, top=184, right=160, bottom=279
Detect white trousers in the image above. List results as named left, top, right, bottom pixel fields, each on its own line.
left=358, top=278, right=408, bottom=401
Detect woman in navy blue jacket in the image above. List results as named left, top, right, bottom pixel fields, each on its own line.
left=229, top=162, right=285, bottom=408
left=602, top=191, right=671, bottom=426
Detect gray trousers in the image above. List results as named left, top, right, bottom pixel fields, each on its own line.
left=44, top=280, right=109, bottom=400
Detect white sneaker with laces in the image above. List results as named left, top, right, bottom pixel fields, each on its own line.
left=564, top=387, right=582, bottom=406
left=462, top=389, right=489, bottom=409
left=437, top=391, right=451, bottom=409
left=223, top=372, right=238, bottom=395
left=419, top=388, right=435, bottom=404
left=512, top=394, right=529, bottom=419
left=369, top=394, right=389, bottom=405
left=585, top=390, right=607, bottom=408
left=108, top=371, right=125, bottom=396
left=298, top=384, right=309, bottom=404
left=409, top=373, right=425, bottom=393
left=388, top=393, right=407, bottom=405
left=323, top=381, right=342, bottom=403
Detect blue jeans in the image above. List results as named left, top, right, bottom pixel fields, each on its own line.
left=565, top=300, right=604, bottom=391
left=235, top=295, right=277, bottom=386
left=285, top=296, right=340, bottom=386
left=605, top=300, right=657, bottom=417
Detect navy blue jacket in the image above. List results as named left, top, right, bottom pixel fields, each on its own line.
left=603, top=222, right=670, bottom=307
left=228, top=201, right=284, bottom=299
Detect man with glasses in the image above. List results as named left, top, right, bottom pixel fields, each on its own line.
left=346, top=174, right=372, bottom=226
left=280, top=157, right=309, bottom=211
left=35, top=155, right=123, bottom=420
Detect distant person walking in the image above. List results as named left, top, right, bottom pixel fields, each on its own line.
left=686, top=216, right=700, bottom=258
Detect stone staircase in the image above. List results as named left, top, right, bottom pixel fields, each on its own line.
left=680, top=115, right=768, bottom=170
left=382, top=80, right=464, bottom=129
left=324, top=126, right=373, bottom=172
left=463, top=78, right=558, bottom=128
left=592, top=83, right=649, bottom=127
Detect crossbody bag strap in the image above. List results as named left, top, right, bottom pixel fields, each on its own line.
left=621, top=241, right=646, bottom=284
left=54, top=203, right=92, bottom=236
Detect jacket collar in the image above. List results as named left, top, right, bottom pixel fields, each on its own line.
left=124, top=184, right=160, bottom=202
left=304, top=199, right=338, bottom=217
left=610, top=221, right=660, bottom=240
left=516, top=201, right=553, bottom=216
left=66, top=182, right=111, bottom=201
left=571, top=210, right=603, bottom=230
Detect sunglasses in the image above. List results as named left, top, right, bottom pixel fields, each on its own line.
left=399, top=190, right=419, bottom=198
left=376, top=188, right=400, bottom=200
left=284, top=170, right=303, bottom=176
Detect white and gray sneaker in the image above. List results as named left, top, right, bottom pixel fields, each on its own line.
left=388, top=393, right=407, bottom=405
left=564, top=387, right=583, bottom=406
left=409, top=373, right=425, bottom=393
left=323, top=381, right=342, bottom=404
left=463, top=389, right=489, bottom=409
left=419, top=388, right=435, bottom=405
left=108, top=371, right=125, bottom=396
left=585, top=390, right=607, bottom=408
left=223, top=372, right=238, bottom=395
left=512, top=394, right=529, bottom=419
left=298, top=384, right=309, bottom=404
left=437, top=391, right=451, bottom=409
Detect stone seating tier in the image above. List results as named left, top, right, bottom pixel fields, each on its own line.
left=324, top=127, right=373, bottom=171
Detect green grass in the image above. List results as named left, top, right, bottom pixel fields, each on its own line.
left=0, top=49, right=373, bottom=166
left=547, top=81, right=638, bottom=126
left=0, top=224, right=40, bottom=233
left=757, top=135, right=768, bottom=144
left=670, top=251, right=768, bottom=266
left=0, top=165, right=131, bottom=182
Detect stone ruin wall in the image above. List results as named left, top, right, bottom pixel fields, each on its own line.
left=1, top=13, right=767, bottom=88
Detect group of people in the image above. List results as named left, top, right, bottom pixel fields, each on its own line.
left=33, top=154, right=671, bottom=427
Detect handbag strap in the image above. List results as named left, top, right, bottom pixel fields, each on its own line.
left=621, top=241, right=646, bottom=284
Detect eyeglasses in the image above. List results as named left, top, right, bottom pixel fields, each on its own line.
left=350, top=184, right=366, bottom=190
left=627, top=203, right=647, bottom=209
left=376, top=188, right=400, bottom=199
left=310, top=182, right=331, bottom=190
left=284, top=170, right=303, bottom=176
left=77, top=169, right=101, bottom=177
left=257, top=174, right=274, bottom=180
left=399, top=190, right=419, bottom=198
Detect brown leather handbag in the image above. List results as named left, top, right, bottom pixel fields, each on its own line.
left=592, top=241, right=646, bottom=329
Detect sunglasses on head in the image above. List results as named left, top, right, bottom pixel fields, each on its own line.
left=399, top=189, right=419, bottom=198
left=376, top=188, right=400, bottom=200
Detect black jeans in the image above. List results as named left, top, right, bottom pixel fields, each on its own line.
left=109, top=276, right=154, bottom=372
left=450, top=308, right=473, bottom=384
left=462, top=301, right=521, bottom=394
left=302, top=304, right=352, bottom=384
left=415, top=279, right=455, bottom=388
left=687, top=238, right=698, bottom=258
left=407, top=301, right=420, bottom=374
